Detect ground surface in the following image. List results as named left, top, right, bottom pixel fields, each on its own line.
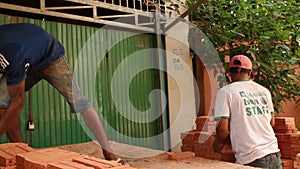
left=58, top=141, right=257, bottom=169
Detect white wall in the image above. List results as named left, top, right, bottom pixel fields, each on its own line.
left=165, top=20, right=197, bottom=152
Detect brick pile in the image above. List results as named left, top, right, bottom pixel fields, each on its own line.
left=275, top=117, right=300, bottom=169
left=181, top=116, right=300, bottom=169
left=274, top=117, right=298, bottom=134
left=195, top=116, right=216, bottom=132
left=0, top=143, right=35, bottom=168
left=0, top=143, right=135, bottom=169
left=181, top=116, right=235, bottom=163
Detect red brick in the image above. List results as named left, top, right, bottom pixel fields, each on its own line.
left=222, top=153, right=235, bottom=163
left=0, top=149, right=14, bottom=167
left=193, top=132, right=215, bottom=144
left=16, top=148, right=81, bottom=169
left=167, top=152, right=195, bottom=161
left=274, top=128, right=297, bottom=133
left=47, top=161, right=94, bottom=169
left=290, top=132, right=300, bottom=144
left=182, top=137, right=194, bottom=144
left=276, top=133, right=292, bottom=143
left=110, top=166, right=137, bottom=169
left=181, top=131, right=201, bottom=141
left=296, top=153, right=300, bottom=162
left=0, top=143, right=35, bottom=167
left=278, top=142, right=291, bottom=159
left=180, top=145, right=194, bottom=152
left=206, top=151, right=222, bottom=161
left=275, top=117, right=295, bottom=123
left=281, top=159, right=294, bottom=169
left=72, top=155, right=122, bottom=169
left=294, top=161, right=300, bottom=169
left=195, top=116, right=216, bottom=133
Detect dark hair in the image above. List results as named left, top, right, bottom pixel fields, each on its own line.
left=229, top=67, right=250, bottom=74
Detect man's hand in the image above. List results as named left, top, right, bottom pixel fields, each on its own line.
left=214, top=118, right=230, bottom=153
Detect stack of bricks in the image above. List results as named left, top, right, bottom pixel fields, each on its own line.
left=0, top=143, right=135, bottom=169
left=195, top=116, right=217, bottom=132
left=181, top=116, right=235, bottom=163
left=0, top=143, right=35, bottom=168
left=274, top=117, right=298, bottom=134
left=181, top=116, right=300, bottom=168
left=274, top=117, right=300, bottom=169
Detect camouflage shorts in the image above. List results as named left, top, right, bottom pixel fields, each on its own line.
left=0, top=56, right=90, bottom=113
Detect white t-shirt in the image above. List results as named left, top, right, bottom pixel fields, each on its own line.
left=214, top=80, right=280, bottom=164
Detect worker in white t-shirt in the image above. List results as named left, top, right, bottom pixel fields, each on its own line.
left=213, top=54, right=282, bottom=169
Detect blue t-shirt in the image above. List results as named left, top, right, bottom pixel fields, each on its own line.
left=0, top=23, right=65, bottom=85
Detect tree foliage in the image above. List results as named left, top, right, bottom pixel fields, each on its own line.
left=186, top=0, right=300, bottom=112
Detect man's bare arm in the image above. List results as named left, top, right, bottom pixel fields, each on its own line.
left=0, top=80, right=25, bottom=136
left=213, top=118, right=230, bottom=152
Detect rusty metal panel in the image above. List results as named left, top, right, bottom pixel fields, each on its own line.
left=0, top=13, right=165, bottom=150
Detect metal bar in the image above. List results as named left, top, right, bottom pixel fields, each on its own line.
left=146, top=0, right=149, bottom=12
left=96, top=14, right=134, bottom=19
left=44, top=6, right=93, bottom=10
left=154, top=3, right=170, bottom=152
left=63, top=0, right=153, bottom=17
left=138, top=21, right=166, bottom=26
left=134, top=13, right=138, bottom=25
left=40, top=0, right=45, bottom=11
left=93, top=5, right=97, bottom=19
left=27, top=90, right=33, bottom=147
left=0, top=2, right=154, bottom=32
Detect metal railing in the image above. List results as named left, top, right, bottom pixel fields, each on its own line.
left=0, top=0, right=172, bottom=31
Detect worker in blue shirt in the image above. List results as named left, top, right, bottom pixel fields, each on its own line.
left=0, top=23, right=123, bottom=163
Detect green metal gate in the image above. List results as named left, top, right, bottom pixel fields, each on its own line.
left=0, top=14, right=167, bottom=150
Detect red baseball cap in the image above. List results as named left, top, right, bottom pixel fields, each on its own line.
left=229, top=55, right=252, bottom=70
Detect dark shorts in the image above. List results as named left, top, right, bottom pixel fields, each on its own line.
left=0, top=56, right=91, bottom=113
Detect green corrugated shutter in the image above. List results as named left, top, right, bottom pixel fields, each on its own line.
left=0, top=14, right=165, bottom=150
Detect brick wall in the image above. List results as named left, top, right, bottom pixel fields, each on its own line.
left=181, top=116, right=300, bottom=169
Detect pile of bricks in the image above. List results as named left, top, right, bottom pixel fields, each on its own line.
left=274, top=117, right=298, bottom=134
left=0, top=143, right=35, bottom=168
left=181, top=116, right=235, bottom=163
left=275, top=117, right=300, bottom=169
left=0, top=143, right=135, bottom=169
left=181, top=116, right=300, bottom=169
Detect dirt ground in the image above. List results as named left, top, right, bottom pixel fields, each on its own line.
left=58, top=141, right=257, bottom=169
